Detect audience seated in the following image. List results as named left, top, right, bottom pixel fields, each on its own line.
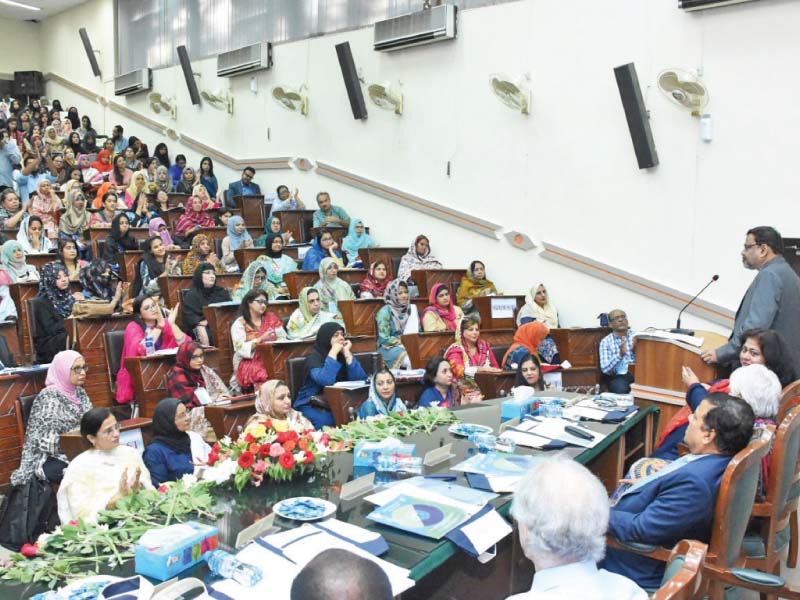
left=421, top=282, right=463, bottom=332
left=508, top=455, right=647, bottom=600
left=148, top=216, right=179, bottom=250
left=148, top=189, right=170, bottom=218
left=260, top=233, right=296, bottom=300
left=198, top=156, right=220, bottom=202
left=78, top=152, right=103, bottom=185
left=58, top=407, right=153, bottom=523
left=315, top=258, right=355, bottom=314
left=376, top=280, right=418, bottom=369
left=59, top=190, right=90, bottom=258
left=302, top=228, right=346, bottom=271
left=501, top=322, right=550, bottom=371
left=174, top=166, right=196, bottom=195
left=190, top=183, right=218, bottom=211
left=116, top=295, right=186, bottom=405
left=58, top=237, right=88, bottom=281
left=152, top=142, right=170, bottom=169
left=271, top=184, right=304, bottom=213
left=17, top=214, right=55, bottom=253
left=290, top=548, right=393, bottom=600
left=417, top=356, right=461, bottom=408
left=142, top=398, right=211, bottom=487
left=11, top=350, right=92, bottom=487
left=312, top=191, right=350, bottom=229
left=104, top=213, right=137, bottom=270
left=175, top=196, right=215, bottom=242
left=602, top=394, right=755, bottom=589
left=133, top=236, right=171, bottom=296
left=31, top=178, right=59, bottom=238
left=358, top=367, right=407, bottom=419
left=264, top=214, right=295, bottom=246
left=89, top=191, right=118, bottom=228
left=295, top=322, right=368, bottom=429
left=232, top=258, right=270, bottom=302
left=220, top=215, right=252, bottom=272
left=599, top=309, right=636, bottom=393
left=33, top=263, right=78, bottom=363
left=341, top=218, right=375, bottom=267
left=110, top=154, right=132, bottom=188
left=396, top=234, right=442, bottom=283
left=153, top=165, right=173, bottom=194
left=79, top=258, right=126, bottom=307
left=215, top=207, right=232, bottom=228
left=445, top=316, right=501, bottom=382
left=226, top=166, right=261, bottom=209
left=0, top=188, right=27, bottom=229
left=169, top=154, right=186, bottom=183
left=286, top=287, right=340, bottom=340
left=181, top=233, right=222, bottom=276
left=231, top=289, right=287, bottom=391
left=456, top=260, right=498, bottom=309
left=359, top=260, right=391, bottom=299
left=182, top=263, right=231, bottom=345
left=167, top=339, right=231, bottom=412
left=246, top=379, right=313, bottom=430
left=1, top=240, right=39, bottom=282
left=125, top=172, right=152, bottom=227
left=111, top=125, right=129, bottom=154
left=514, top=352, right=546, bottom=391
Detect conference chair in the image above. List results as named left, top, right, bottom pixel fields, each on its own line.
left=14, top=394, right=38, bottom=448
left=777, top=379, right=800, bottom=568
left=104, top=329, right=137, bottom=420
left=652, top=540, right=707, bottom=600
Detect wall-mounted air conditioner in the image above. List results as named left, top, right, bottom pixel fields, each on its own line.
left=217, top=42, right=272, bottom=78
left=374, top=5, right=456, bottom=52
left=678, top=0, right=760, bottom=10
left=114, top=68, right=152, bottom=96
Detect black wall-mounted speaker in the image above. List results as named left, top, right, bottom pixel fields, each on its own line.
left=79, top=28, right=102, bottom=77
left=614, top=63, right=659, bottom=170
left=176, top=45, right=201, bottom=106
left=13, top=71, right=43, bottom=98
left=335, top=42, right=368, bottom=120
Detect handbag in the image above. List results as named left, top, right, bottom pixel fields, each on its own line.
left=0, top=477, right=59, bottom=551
left=71, top=298, right=117, bottom=318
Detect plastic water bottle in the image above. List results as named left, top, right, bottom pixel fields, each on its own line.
left=144, top=335, right=155, bottom=356
left=206, top=549, right=263, bottom=586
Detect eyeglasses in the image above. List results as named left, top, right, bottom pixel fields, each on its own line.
left=742, top=243, right=761, bottom=251
left=609, top=315, right=628, bottom=321
left=99, top=423, right=121, bottom=437
left=71, top=365, right=89, bottom=374
left=253, top=298, right=267, bottom=305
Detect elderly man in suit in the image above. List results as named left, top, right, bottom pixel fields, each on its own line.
left=601, top=393, right=755, bottom=589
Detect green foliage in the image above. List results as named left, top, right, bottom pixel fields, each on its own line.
left=325, top=407, right=459, bottom=444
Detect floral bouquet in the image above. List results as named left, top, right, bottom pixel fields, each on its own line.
left=209, top=419, right=332, bottom=492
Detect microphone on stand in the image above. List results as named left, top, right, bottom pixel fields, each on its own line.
left=671, top=274, right=719, bottom=336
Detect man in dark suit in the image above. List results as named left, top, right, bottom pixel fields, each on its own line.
left=601, top=393, right=755, bottom=589
left=225, top=166, right=261, bottom=209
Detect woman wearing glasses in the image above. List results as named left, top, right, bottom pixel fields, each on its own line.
left=11, top=351, right=93, bottom=487
left=231, top=289, right=287, bottom=392
left=143, top=398, right=211, bottom=487
left=58, top=407, right=153, bottom=523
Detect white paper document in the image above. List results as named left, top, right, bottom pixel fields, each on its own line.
left=461, top=509, right=513, bottom=556
left=332, top=380, right=369, bottom=389
left=504, top=418, right=605, bottom=448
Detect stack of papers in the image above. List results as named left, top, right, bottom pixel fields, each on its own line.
left=332, top=380, right=369, bottom=390
left=501, top=417, right=606, bottom=449
left=563, top=399, right=639, bottom=423
left=452, top=452, right=541, bottom=492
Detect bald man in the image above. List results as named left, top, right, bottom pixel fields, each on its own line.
left=290, top=548, right=392, bottom=600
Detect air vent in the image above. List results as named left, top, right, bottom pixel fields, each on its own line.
left=374, top=5, right=456, bottom=52
left=678, top=0, right=760, bottom=10
left=217, top=42, right=272, bottom=77
left=113, top=68, right=151, bottom=96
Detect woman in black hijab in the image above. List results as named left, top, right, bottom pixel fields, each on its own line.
left=142, top=398, right=210, bottom=486
left=181, top=262, right=231, bottom=345
left=293, top=322, right=368, bottom=429
left=104, top=213, right=138, bottom=269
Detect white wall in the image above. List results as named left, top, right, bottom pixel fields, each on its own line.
left=0, top=18, right=41, bottom=75
left=37, top=0, right=800, bottom=335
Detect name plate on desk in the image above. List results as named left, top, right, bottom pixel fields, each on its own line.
left=340, top=472, right=376, bottom=501
left=423, top=443, right=454, bottom=467
left=490, top=298, right=516, bottom=319
left=235, top=513, right=276, bottom=549
left=120, top=428, right=145, bottom=455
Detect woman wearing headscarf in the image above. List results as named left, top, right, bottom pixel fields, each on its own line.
left=181, top=233, right=222, bottom=276
left=231, top=289, right=287, bottom=391
left=456, top=260, right=499, bottom=308
left=246, top=379, right=313, bottom=431
left=301, top=228, right=346, bottom=271
left=31, top=178, right=60, bottom=239
left=515, top=283, right=561, bottom=363
left=444, top=316, right=501, bottom=382
left=33, top=262, right=79, bottom=363
left=166, top=340, right=229, bottom=409
left=80, top=132, right=99, bottom=155
left=182, top=263, right=231, bottom=345
left=232, top=258, right=270, bottom=302
left=65, top=107, right=79, bottom=130
left=357, top=368, right=407, bottom=420
left=143, top=398, right=211, bottom=487
left=124, top=170, right=149, bottom=210
left=17, top=215, right=55, bottom=254
left=315, top=257, right=355, bottom=314
left=148, top=216, right=178, bottom=250
left=0, top=240, right=39, bottom=283
left=286, top=287, right=341, bottom=340
left=261, top=233, right=297, bottom=300
left=59, top=190, right=90, bottom=257
left=396, top=234, right=442, bottom=282
left=174, top=196, right=214, bottom=239
left=91, top=181, right=119, bottom=210
left=79, top=258, right=125, bottom=306
left=220, top=215, right=253, bottom=272
left=104, top=213, right=138, bottom=269
left=375, top=279, right=419, bottom=369
left=132, top=235, right=174, bottom=297
left=89, top=148, right=112, bottom=177
left=153, top=142, right=170, bottom=168
left=174, top=166, right=196, bottom=195
left=420, top=283, right=463, bottom=332
left=295, top=322, right=368, bottom=429
left=152, top=165, right=173, bottom=194
left=89, top=191, right=118, bottom=228
left=359, top=260, right=392, bottom=299
left=341, top=218, right=376, bottom=267
left=43, top=125, right=65, bottom=153
left=263, top=214, right=295, bottom=246
left=11, top=350, right=93, bottom=486
left=190, top=184, right=217, bottom=210
left=501, top=321, right=551, bottom=370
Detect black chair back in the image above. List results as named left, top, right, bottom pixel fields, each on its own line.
left=286, top=351, right=382, bottom=400
left=27, top=296, right=45, bottom=363
left=104, top=330, right=126, bottom=392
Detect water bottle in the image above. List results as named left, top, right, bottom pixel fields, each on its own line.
left=144, top=334, right=155, bottom=356
left=206, top=549, right=263, bottom=586
left=348, top=406, right=356, bottom=422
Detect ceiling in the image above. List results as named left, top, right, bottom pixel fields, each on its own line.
left=0, top=0, right=87, bottom=21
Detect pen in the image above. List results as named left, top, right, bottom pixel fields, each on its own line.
left=564, top=425, right=595, bottom=441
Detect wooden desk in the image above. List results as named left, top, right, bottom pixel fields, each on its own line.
left=25, top=253, right=57, bottom=274
left=158, top=273, right=241, bottom=308
left=338, top=298, right=427, bottom=337
left=233, top=248, right=303, bottom=273
left=125, top=349, right=219, bottom=418
left=401, top=329, right=515, bottom=369
left=204, top=300, right=298, bottom=383
left=284, top=269, right=366, bottom=299
left=550, top=327, right=610, bottom=369
left=473, top=368, right=600, bottom=399
left=194, top=226, right=262, bottom=244
left=273, top=210, right=314, bottom=243
left=256, top=336, right=376, bottom=381
left=85, top=226, right=148, bottom=246
left=324, top=379, right=423, bottom=425
left=60, top=418, right=152, bottom=461
left=357, top=247, right=407, bottom=277
left=10, top=281, right=81, bottom=361
left=234, top=195, right=267, bottom=230
left=410, top=268, right=466, bottom=298
left=1, top=369, right=47, bottom=489
left=204, top=398, right=256, bottom=441
left=472, top=296, right=525, bottom=330
left=70, top=314, right=133, bottom=407
left=120, top=249, right=189, bottom=282
left=308, top=226, right=355, bottom=246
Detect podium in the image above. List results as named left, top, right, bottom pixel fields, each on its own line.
left=632, top=330, right=728, bottom=439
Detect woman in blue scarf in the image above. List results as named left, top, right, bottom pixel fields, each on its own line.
left=301, top=228, right=347, bottom=271
left=357, top=368, right=408, bottom=419
left=221, top=215, right=253, bottom=272
left=341, top=218, right=376, bottom=267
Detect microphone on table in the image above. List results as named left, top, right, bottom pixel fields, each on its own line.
left=671, top=274, right=719, bottom=336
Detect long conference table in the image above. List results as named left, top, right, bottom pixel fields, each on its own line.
left=14, top=396, right=658, bottom=599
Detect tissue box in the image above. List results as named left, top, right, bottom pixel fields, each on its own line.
left=134, top=521, right=219, bottom=581
left=353, top=439, right=416, bottom=468
left=501, top=396, right=537, bottom=422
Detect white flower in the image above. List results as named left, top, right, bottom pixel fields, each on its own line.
left=202, top=458, right=237, bottom=484
left=294, top=451, right=305, bottom=463
left=181, top=473, right=198, bottom=486
left=221, top=435, right=232, bottom=445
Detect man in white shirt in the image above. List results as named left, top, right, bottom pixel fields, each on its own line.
left=507, top=456, right=647, bottom=600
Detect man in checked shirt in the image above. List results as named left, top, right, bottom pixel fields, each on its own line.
left=599, top=309, right=636, bottom=393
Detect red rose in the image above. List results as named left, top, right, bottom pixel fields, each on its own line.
left=20, top=543, right=37, bottom=558
left=303, top=450, right=314, bottom=464
left=258, top=444, right=271, bottom=458
left=207, top=451, right=219, bottom=466
left=248, top=442, right=260, bottom=454
left=279, top=452, right=295, bottom=470
left=276, top=431, right=289, bottom=443
left=212, top=442, right=220, bottom=453
left=244, top=433, right=255, bottom=444
left=283, top=439, right=296, bottom=452
left=158, top=484, right=169, bottom=493
left=238, top=451, right=255, bottom=469
left=262, top=420, right=272, bottom=429
left=287, top=430, right=299, bottom=442
left=68, top=520, right=78, bottom=526
left=298, top=438, right=309, bottom=451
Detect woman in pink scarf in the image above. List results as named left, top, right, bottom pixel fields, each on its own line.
left=148, top=217, right=178, bottom=249
left=174, top=195, right=214, bottom=238
left=31, top=179, right=61, bottom=238
left=420, top=282, right=463, bottom=332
